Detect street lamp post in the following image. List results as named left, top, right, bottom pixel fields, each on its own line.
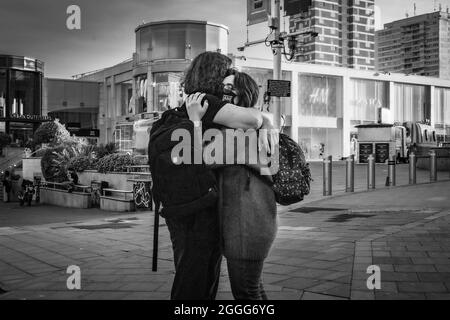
left=272, top=0, right=282, bottom=130
left=240, top=0, right=318, bottom=130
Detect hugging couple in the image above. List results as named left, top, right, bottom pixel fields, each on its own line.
left=163, top=51, right=279, bottom=300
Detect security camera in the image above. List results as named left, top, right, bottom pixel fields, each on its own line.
left=237, top=46, right=245, bottom=52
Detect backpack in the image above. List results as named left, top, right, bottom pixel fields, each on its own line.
left=272, top=133, right=312, bottom=206
left=148, top=106, right=218, bottom=219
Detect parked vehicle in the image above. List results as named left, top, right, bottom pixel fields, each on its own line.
left=356, top=123, right=408, bottom=164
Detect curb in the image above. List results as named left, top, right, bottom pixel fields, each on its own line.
left=277, top=179, right=450, bottom=215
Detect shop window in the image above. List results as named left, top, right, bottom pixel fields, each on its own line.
left=254, top=0, right=263, bottom=10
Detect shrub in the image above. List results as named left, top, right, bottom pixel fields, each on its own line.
left=34, top=121, right=58, bottom=145
left=68, top=155, right=94, bottom=173
left=94, top=142, right=117, bottom=159
left=40, top=147, right=69, bottom=183
left=34, top=119, right=85, bottom=147
left=96, top=153, right=135, bottom=173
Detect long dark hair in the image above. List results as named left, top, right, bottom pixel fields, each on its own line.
left=182, top=51, right=232, bottom=97
left=234, top=72, right=259, bottom=109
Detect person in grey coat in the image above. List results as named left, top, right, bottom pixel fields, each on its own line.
left=200, top=71, right=279, bottom=300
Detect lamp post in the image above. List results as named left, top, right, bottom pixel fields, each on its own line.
left=240, top=0, right=318, bottom=130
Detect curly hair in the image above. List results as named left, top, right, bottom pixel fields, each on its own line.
left=181, top=51, right=232, bottom=97
left=234, top=72, right=260, bottom=109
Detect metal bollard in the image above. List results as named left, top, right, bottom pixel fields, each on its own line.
left=367, top=154, right=376, bottom=189
left=388, top=155, right=396, bottom=186
left=323, top=155, right=332, bottom=196
left=346, top=155, right=355, bottom=192
left=430, top=150, right=437, bottom=182
left=409, top=152, right=416, bottom=184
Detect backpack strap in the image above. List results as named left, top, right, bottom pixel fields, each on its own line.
left=152, top=197, right=161, bottom=272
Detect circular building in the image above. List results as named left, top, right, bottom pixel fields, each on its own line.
left=0, top=54, right=46, bottom=146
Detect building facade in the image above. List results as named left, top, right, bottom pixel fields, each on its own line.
left=286, top=0, right=375, bottom=69
left=74, top=20, right=229, bottom=153
left=69, top=19, right=450, bottom=161
left=376, top=11, right=450, bottom=79
left=43, top=78, right=100, bottom=144
left=0, top=54, right=47, bottom=147
left=233, top=56, right=450, bottom=160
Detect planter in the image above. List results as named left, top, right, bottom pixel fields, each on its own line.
left=40, top=187, right=92, bottom=209
left=78, top=170, right=140, bottom=191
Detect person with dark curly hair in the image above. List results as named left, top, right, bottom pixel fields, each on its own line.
left=214, top=71, right=277, bottom=300
left=164, top=51, right=276, bottom=300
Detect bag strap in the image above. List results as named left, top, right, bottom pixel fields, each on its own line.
left=152, top=198, right=161, bottom=272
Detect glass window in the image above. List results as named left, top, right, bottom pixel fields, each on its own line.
left=393, top=83, right=428, bottom=123
left=151, top=26, right=169, bottom=61
left=167, top=25, right=186, bottom=59
left=298, top=127, right=343, bottom=160
left=186, top=24, right=206, bottom=60
left=239, top=67, right=292, bottom=116
left=254, top=0, right=263, bottom=9
left=115, top=80, right=133, bottom=116
left=0, top=69, right=6, bottom=118
left=349, top=79, right=387, bottom=122
left=10, top=70, right=41, bottom=116
left=153, top=72, right=183, bottom=112
left=298, top=74, right=342, bottom=118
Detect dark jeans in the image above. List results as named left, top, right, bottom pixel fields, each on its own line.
left=165, top=208, right=222, bottom=300
left=226, top=258, right=268, bottom=300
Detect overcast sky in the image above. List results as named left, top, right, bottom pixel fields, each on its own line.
left=1, top=0, right=449, bottom=78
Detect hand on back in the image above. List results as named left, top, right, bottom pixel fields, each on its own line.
left=186, top=92, right=209, bottom=122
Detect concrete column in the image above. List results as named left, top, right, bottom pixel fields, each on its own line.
left=290, top=70, right=299, bottom=143
left=146, top=65, right=153, bottom=112
left=430, top=85, right=436, bottom=127
left=388, top=81, right=395, bottom=121
left=342, top=75, right=351, bottom=158
left=110, top=75, right=116, bottom=119
left=131, top=76, right=137, bottom=116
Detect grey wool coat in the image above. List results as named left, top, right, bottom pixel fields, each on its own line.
left=204, top=130, right=278, bottom=261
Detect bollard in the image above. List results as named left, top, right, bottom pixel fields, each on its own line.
left=323, top=155, right=332, bottom=196
left=367, top=154, right=376, bottom=189
left=409, top=152, right=416, bottom=184
left=388, top=155, right=396, bottom=186
left=430, top=150, right=437, bottom=182
left=346, top=155, right=355, bottom=192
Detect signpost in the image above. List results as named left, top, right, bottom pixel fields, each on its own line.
left=267, top=79, right=291, bottom=97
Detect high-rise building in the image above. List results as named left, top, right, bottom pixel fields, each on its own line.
left=376, top=11, right=450, bottom=79
left=287, top=0, right=375, bottom=69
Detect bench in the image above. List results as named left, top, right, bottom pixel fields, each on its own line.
left=100, top=188, right=135, bottom=212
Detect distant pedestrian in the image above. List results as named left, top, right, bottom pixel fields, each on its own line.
left=65, top=167, right=79, bottom=193
left=2, top=170, right=12, bottom=202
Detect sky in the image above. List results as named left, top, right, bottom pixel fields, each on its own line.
left=1, top=0, right=450, bottom=78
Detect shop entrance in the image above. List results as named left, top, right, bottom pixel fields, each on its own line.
left=9, top=122, right=34, bottom=147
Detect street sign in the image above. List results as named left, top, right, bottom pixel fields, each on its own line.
left=267, top=79, right=291, bottom=97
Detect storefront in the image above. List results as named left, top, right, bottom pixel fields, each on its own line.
left=0, top=55, right=46, bottom=146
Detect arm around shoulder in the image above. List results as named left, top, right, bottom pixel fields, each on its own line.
left=212, top=103, right=263, bottom=130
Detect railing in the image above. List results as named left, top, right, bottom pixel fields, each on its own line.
left=322, top=150, right=450, bottom=196
left=41, top=181, right=91, bottom=193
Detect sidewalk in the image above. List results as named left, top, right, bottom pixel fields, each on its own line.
left=0, top=181, right=450, bottom=300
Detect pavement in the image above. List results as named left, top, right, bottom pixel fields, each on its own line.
left=0, top=163, right=450, bottom=300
